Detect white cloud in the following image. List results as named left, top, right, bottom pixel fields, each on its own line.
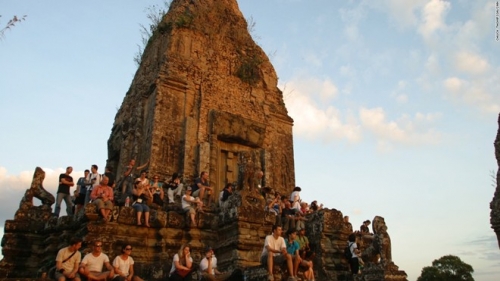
left=443, top=77, right=462, bottom=92
left=418, top=0, right=451, bottom=40
left=454, top=51, right=490, bottom=75
left=281, top=78, right=361, bottom=143
left=370, top=0, right=427, bottom=28
left=442, top=74, right=500, bottom=114
left=359, top=107, right=442, bottom=146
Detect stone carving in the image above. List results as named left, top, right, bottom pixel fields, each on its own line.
left=491, top=113, right=500, bottom=248
left=19, top=167, right=55, bottom=209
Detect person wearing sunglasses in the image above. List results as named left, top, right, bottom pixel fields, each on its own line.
left=112, top=244, right=143, bottom=281
left=79, top=241, right=114, bottom=281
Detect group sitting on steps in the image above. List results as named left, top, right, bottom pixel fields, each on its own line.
left=52, top=159, right=225, bottom=227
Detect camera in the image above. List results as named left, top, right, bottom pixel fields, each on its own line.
left=58, top=269, right=65, bottom=273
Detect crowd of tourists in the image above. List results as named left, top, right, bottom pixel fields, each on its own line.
left=52, top=161, right=370, bottom=281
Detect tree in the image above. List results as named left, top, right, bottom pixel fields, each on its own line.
left=0, top=15, right=27, bottom=40
left=417, top=255, right=474, bottom=281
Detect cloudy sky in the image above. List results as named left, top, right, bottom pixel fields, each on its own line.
left=1, top=0, right=499, bottom=280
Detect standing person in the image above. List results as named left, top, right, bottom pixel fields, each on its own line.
left=166, top=173, right=183, bottom=204
left=90, top=176, right=114, bottom=222
left=192, top=171, right=212, bottom=206
left=85, top=165, right=102, bottom=205
left=120, top=159, right=149, bottom=198
left=104, top=166, right=115, bottom=189
left=79, top=240, right=114, bottom=281
left=132, top=178, right=151, bottom=227
left=289, top=186, right=301, bottom=211
left=112, top=244, right=143, bottom=281
left=74, top=170, right=91, bottom=215
left=169, top=244, right=193, bottom=281
left=54, top=166, right=75, bottom=217
left=149, top=174, right=164, bottom=207
left=260, top=225, right=296, bottom=281
left=347, top=233, right=360, bottom=275
left=54, top=237, right=83, bottom=281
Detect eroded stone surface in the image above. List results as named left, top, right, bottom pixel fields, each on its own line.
left=491, top=113, right=500, bottom=248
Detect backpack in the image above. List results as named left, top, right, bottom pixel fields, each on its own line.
left=344, top=242, right=353, bottom=259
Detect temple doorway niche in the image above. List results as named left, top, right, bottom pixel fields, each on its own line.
left=216, top=141, right=264, bottom=203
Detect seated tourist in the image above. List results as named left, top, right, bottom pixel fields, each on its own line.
left=169, top=244, right=193, bottom=281
left=79, top=240, right=114, bottom=281
left=132, top=179, right=151, bottom=227
left=90, top=176, right=114, bottom=222
left=295, top=228, right=315, bottom=280
left=281, top=200, right=296, bottom=233
left=182, top=187, right=202, bottom=227
left=192, top=171, right=212, bottom=206
left=199, top=246, right=231, bottom=281
left=260, top=225, right=296, bottom=281
left=166, top=173, right=183, bottom=204
left=112, top=244, right=143, bottom=281
left=309, top=200, right=323, bottom=212
left=266, top=193, right=282, bottom=226
left=55, top=237, right=83, bottom=281
left=219, top=183, right=234, bottom=208
left=149, top=175, right=164, bottom=207
left=360, top=220, right=371, bottom=234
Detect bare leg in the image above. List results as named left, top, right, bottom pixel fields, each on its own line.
left=267, top=254, right=274, bottom=276
left=293, top=256, right=300, bottom=276
left=144, top=212, right=150, bottom=227
left=190, top=213, right=197, bottom=227
left=199, top=187, right=206, bottom=204
left=286, top=254, right=294, bottom=278
left=136, top=211, right=142, bottom=225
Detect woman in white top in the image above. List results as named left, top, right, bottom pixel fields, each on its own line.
left=169, top=244, right=193, bottom=281
left=112, top=244, right=143, bottom=281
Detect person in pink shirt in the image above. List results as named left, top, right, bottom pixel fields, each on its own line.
left=90, top=176, right=114, bottom=222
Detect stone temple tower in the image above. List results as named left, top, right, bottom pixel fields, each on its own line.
left=107, top=0, right=295, bottom=198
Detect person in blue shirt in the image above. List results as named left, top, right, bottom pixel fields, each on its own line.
left=285, top=229, right=315, bottom=281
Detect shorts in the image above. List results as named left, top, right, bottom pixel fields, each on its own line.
left=192, top=189, right=200, bottom=197
left=184, top=206, right=195, bottom=214
left=93, top=199, right=114, bottom=210
left=54, top=271, right=80, bottom=280
left=260, top=253, right=286, bottom=265
left=132, top=203, right=150, bottom=212
left=74, top=194, right=86, bottom=205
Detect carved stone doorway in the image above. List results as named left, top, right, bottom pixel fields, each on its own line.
left=216, top=141, right=264, bottom=203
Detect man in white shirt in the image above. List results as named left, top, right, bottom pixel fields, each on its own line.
left=55, top=237, right=82, bottom=281
left=79, top=240, right=114, bottom=281
left=199, top=247, right=231, bottom=281
left=260, top=225, right=296, bottom=281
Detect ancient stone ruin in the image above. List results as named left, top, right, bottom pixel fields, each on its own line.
left=0, top=0, right=408, bottom=280
left=491, top=113, right=500, bottom=248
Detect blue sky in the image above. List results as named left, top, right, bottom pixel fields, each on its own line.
left=1, top=0, right=499, bottom=280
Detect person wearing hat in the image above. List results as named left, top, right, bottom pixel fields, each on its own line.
left=182, top=186, right=202, bottom=227
left=199, top=247, right=231, bottom=281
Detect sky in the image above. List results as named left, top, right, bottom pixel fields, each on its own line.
left=1, top=0, right=499, bottom=280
